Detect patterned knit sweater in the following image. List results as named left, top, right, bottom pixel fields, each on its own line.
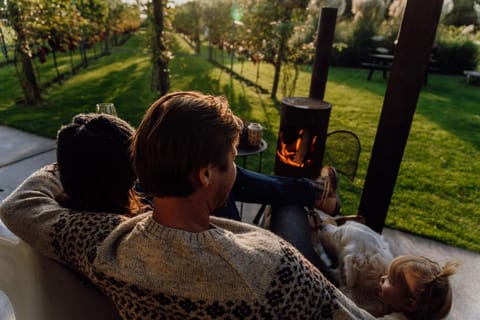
left=0, top=165, right=375, bottom=320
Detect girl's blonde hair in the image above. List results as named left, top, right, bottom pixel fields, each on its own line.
left=388, top=255, right=458, bottom=320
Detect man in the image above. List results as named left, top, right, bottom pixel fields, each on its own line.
left=0, top=91, right=373, bottom=319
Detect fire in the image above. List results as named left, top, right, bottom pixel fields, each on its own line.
left=276, top=129, right=317, bottom=167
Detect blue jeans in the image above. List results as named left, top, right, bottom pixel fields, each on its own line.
left=213, top=167, right=317, bottom=220
left=269, top=205, right=337, bottom=283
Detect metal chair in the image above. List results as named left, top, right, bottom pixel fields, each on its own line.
left=324, top=130, right=361, bottom=181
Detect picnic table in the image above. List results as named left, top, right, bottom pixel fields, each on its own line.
left=361, top=54, right=393, bottom=80
left=361, top=53, right=438, bottom=85
left=464, top=70, right=480, bottom=85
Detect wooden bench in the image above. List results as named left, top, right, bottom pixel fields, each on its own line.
left=464, top=70, right=480, bottom=85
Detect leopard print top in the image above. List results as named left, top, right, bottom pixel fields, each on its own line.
left=0, top=166, right=375, bottom=320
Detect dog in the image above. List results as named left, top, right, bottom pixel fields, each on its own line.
left=315, top=217, right=394, bottom=316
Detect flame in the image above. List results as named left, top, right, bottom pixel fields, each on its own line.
left=276, top=129, right=317, bottom=167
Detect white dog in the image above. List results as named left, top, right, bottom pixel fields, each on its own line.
left=317, top=220, right=394, bottom=316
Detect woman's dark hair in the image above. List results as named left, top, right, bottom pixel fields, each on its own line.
left=132, top=91, right=242, bottom=197
left=56, top=113, right=136, bottom=214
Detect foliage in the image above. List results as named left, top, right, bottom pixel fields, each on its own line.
left=201, top=0, right=233, bottom=52
left=330, top=18, right=375, bottom=67
left=443, top=0, right=478, bottom=26
left=173, top=0, right=312, bottom=98
left=172, top=1, right=201, bottom=53
left=436, top=25, right=479, bottom=73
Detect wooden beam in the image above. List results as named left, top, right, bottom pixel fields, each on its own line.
left=358, top=0, right=443, bottom=233
left=309, top=7, right=337, bottom=100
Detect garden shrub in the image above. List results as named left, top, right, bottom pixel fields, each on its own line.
left=330, top=18, right=376, bottom=67
left=436, top=25, right=479, bottom=74
left=436, top=40, right=478, bottom=73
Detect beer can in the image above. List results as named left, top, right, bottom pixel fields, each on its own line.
left=247, top=123, right=263, bottom=147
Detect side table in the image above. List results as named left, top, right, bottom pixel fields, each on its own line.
left=237, top=139, right=268, bottom=172
left=236, top=139, right=268, bottom=218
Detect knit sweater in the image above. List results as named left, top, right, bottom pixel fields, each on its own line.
left=0, top=165, right=375, bottom=320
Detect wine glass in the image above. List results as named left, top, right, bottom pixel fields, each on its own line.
left=95, top=103, right=118, bottom=116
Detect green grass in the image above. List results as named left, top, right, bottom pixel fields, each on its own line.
left=1, top=33, right=479, bottom=252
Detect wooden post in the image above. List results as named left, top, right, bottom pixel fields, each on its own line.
left=358, top=0, right=443, bottom=233
left=309, top=7, right=337, bottom=100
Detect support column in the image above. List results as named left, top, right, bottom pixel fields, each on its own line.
left=309, top=7, right=337, bottom=100
left=359, top=0, right=444, bottom=233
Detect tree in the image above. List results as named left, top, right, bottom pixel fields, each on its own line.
left=202, top=0, right=233, bottom=60
left=173, top=1, right=201, bottom=54
left=8, top=0, right=42, bottom=104
left=75, top=0, right=107, bottom=67
left=240, top=0, right=308, bottom=98
left=109, top=2, right=141, bottom=46
left=35, top=0, right=82, bottom=80
left=150, top=0, right=170, bottom=95
left=443, top=0, right=478, bottom=26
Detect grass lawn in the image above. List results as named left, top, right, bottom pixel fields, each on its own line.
left=1, top=32, right=479, bottom=252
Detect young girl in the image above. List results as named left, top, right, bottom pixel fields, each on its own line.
left=379, top=255, right=458, bottom=320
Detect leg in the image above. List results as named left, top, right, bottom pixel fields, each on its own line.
left=269, top=205, right=338, bottom=285
left=367, top=69, right=374, bottom=80
left=230, top=167, right=316, bottom=206
left=213, top=166, right=339, bottom=220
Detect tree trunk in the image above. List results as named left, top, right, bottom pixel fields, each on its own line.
left=195, top=34, right=200, bottom=55
left=0, top=27, right=9, bottom=62
left=33, top=58, right=41, bottom=85
left=69, top=50, right=75, bottom=75
left=52, top=50, right=62, bottom=82
left=79, top=41, right=87, bottom=68
left=271, top=57, right=282, bottom=99
left=150, top=0, right=169, bottom=95
left=271, top=11, right=291, bottom=99
left=104, top=27, right=111, bottom=54
left=208, top=42, right=213, bottom=60
left=14, top=46, right=42, bottom=104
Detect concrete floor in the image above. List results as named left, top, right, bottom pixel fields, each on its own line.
left=0, top=125, right=479, bottom=319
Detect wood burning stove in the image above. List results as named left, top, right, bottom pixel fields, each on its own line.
left=274, top=97, right=331, bottom=179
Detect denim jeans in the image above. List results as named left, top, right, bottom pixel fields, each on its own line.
left=213, top=166, right=317, bottom=220
left=269, top=205, right=337, bottom=283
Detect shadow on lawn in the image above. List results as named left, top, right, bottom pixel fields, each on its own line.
left=0, top=55, right=153, bottom=137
